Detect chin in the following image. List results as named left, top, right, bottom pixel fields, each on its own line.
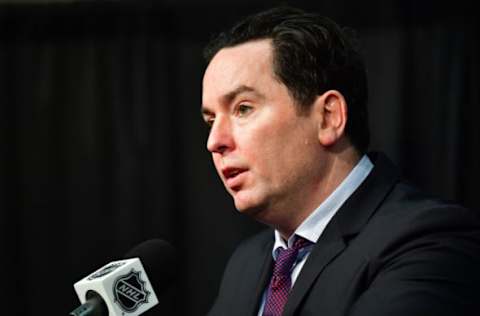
left=233, top=194, right=269, bottom=220
left=233, top=194, right=255, bottom=210
left=233, top=200, right=256, bottom=214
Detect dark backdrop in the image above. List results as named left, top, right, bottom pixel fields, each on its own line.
left=1, top=0, right=478, bottom=315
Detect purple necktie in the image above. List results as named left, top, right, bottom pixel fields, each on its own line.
left=262, top=237, right=311, bottom=316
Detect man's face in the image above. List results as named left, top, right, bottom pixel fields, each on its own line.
left=202, top=40, right=327, bottom=224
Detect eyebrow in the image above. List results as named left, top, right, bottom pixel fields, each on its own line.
left=223, top=85, right=265, bottom=103
left=201, top=85, right=265, bottom=116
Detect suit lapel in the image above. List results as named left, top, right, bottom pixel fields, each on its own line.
left=283, top=153, right=399, bottom=316
left=243, top=234, right=274, bottom=316
left=283, top=233, right=346, bottom=316
left=250, top=249, right=274, bottom=315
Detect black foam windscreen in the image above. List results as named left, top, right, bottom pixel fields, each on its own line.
left=124, top=239, right=177, bottom=294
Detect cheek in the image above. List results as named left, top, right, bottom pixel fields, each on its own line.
left=239, top=128, right=293, bottom=178
left=235, top=110, right=317, bottom=177
left=263, top=126, right=318, bottom=176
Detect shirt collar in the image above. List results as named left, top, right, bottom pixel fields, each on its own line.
left=272, top=154, right=374, bottom=258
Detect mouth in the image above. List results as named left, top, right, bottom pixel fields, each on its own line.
left=222, top=167, right=248, bottom=190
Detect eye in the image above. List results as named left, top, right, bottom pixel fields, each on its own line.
left=202, top=114, right=214, bottom=128
left=204, top=117, right=214, bottom=128
left=236, top=104, right=253, bottom=117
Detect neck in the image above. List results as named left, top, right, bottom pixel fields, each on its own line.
left=276, top=146, right=361, bottom=239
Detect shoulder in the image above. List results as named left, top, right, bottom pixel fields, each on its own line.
left=347, top=180, right=480, bottom=314
left=349, top=156, right=480, bottom=270
left=374, top=180, right=480, bottom=235
left=363, top=152, right=480, bottom=240
left=226, top=229, right=273, bottom=265
left=215, top=229, right=274, bottom=286
left=358, top=180, right=480, bottom=276
left=207, top=229, right=273, bottom=316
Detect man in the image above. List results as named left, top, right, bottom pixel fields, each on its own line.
left=201, top=6, right=480, bottom=316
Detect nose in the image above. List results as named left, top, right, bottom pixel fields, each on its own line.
left=206, top=116, right=234, bottom=154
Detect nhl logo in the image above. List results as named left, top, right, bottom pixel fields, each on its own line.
left=113, top=269, right=150, bottom=313
left=88, top=262, right=126, bottom=280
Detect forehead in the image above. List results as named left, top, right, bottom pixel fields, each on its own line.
left=202, top=39, right=276, bottom=106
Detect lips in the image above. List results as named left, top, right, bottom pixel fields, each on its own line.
left=222, top=167, right=244, bottom=178
left=221, top=167, right=248, bottom=189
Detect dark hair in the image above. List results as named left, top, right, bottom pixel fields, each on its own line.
left=203, top=6, right=370, bottom=153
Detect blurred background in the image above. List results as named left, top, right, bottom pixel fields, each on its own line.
left=1, top=0, right=478, bottom=315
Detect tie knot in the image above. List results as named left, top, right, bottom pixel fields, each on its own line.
left=291, top=236, right=310, bottom=251
left=273, top=236, right=311, bottom=276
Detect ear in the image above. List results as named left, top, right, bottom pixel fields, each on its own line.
left=313, top=90, right=348, bottom=147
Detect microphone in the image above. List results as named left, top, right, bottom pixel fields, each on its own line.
left=70, top=239, right=176, bottom=316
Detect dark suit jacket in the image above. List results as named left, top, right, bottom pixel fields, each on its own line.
left=208, top=153, right=480, bottom=316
